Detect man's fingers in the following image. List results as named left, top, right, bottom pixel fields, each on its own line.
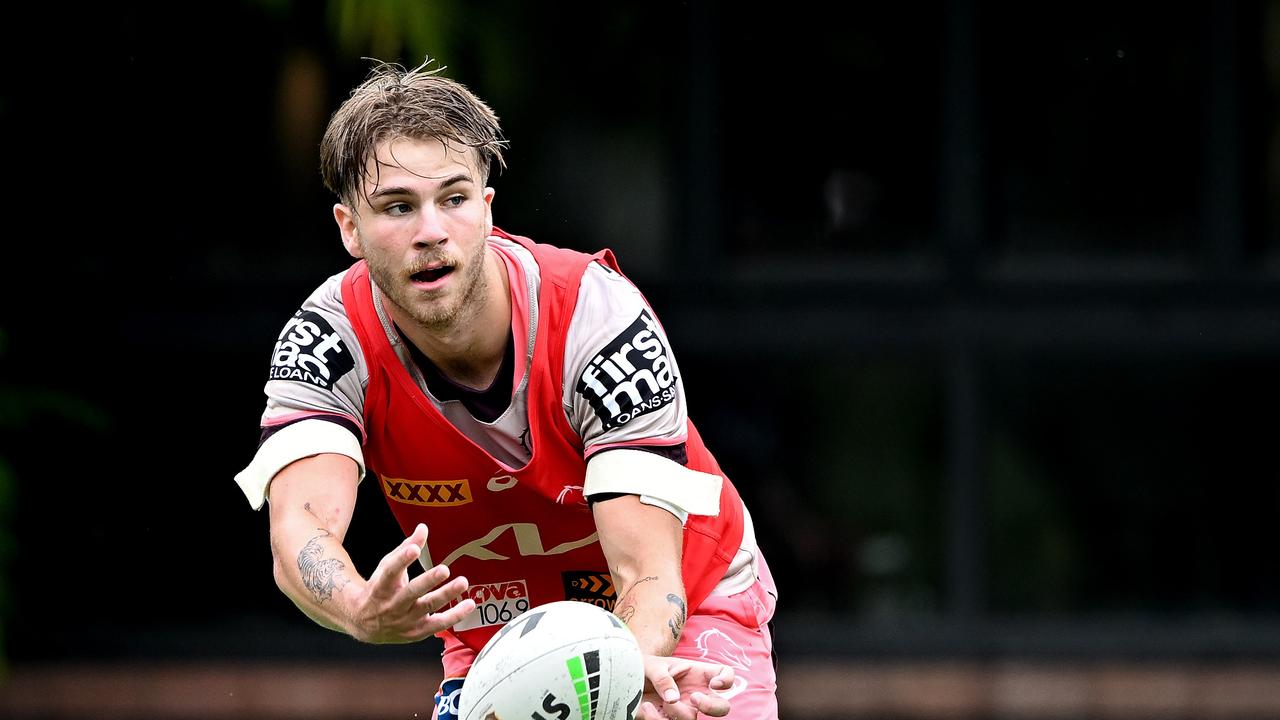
left=638, top=657, right=737, bottom=720
left=707, top=665, right=734, bottom=690
left=689, top=691, right=730, bottom=718
left=409, top=575, right=469, bottom=614
left=406, top=522, right=429, bottom=546
left=648, top=673, right=681, bottom=706
left=659, top=698, right=699, bottom=720
left=636, top=701, right=665, bottom=720
left=368, top=542, right=418, bottom=590
left=379, top=587, right=475, bottom=643
left=369, top=528, right=429, bottom=594
left=418, top=596, right=477, bottom=634
left=665, top=660, right=693, bottom=677
left=403, top=563, right=453, bottom=601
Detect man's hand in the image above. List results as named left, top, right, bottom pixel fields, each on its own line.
left=346, top=523, right=476, bottom=643
left=635, top=655, right=734, bottom=720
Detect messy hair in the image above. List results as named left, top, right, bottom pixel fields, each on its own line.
left=320, top=58, right=508, bottom=206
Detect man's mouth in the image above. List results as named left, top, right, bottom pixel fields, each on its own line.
left=410, top=264, right=455, bottom=284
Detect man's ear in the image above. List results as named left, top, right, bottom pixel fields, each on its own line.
left=483, top=187, right=496, bottom=237
left=334, top=203, right=363, bottom=258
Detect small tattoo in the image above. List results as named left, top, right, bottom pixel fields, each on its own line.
left=614, top=576, right=658, bottom=626
left=298, top=529, right=348, bottom=603
left=617, top=605, right=637, bottom=624
left=623, top=576, right=659, bottom=597
left=666, top=593, right=687, bottom=640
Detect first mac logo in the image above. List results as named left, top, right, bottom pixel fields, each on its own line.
left=269, top=310, right=353, bottom=390
left=576, top=309, right=676, bottom=431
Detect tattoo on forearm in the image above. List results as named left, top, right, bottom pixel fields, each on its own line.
left=298, top=529, right=348, bottom=603
left=614, top=576, right=659, bottom=625
left=666, top=593, right=687, bottom=640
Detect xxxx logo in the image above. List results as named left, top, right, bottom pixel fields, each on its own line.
left=379, top=476, right=472, bottom=507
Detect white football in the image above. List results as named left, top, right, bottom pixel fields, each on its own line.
left=459, top=600, right=646, bottom=720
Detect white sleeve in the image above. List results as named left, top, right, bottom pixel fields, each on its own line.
left=234, top=418, right=367, bottom=509
left=584, top=448, right=723, bottom=521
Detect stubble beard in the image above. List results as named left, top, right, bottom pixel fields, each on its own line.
left=369, top=244, right=490, bottom=334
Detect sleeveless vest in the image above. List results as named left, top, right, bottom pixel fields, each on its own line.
left=341, top=228, right=745, bottom=652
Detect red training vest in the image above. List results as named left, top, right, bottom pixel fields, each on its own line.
left=340, top=228, right=745, bottom=653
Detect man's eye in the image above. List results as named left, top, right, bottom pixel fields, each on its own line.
left=386, top=203, right=411, bottom=216
left=444, top=195, right=466, bottom=208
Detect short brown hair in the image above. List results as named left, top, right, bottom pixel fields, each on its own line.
left=320, top=58, right=508, bottom=206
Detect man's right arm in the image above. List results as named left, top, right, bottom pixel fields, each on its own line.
left=267, top=452, right=476, bottom=643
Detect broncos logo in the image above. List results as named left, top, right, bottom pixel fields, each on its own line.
left=695, top=629, right=752, bottom=701
left=695, top=628, right=752, bottom=670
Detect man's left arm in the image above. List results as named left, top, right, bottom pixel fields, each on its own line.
left=592, top=493, right=733, bottom=720
left=568, top=262, right=735, bottom=718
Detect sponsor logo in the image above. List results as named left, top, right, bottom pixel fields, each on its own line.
left=380, top=476, right=472, bottom=507
left=427, top=523, right=599, bottom=567
left=487, top=474, right=519, bottom=492
left=464, top=580, right=530, bottom=604
left=575, top=310, right=677, bottom=430
left=434, top=677, right=464, bottom=720
left=454, top=580, right=530, bottom=631
left=556, top=485, right=586, bottom=507
left=268, top=310, right=354, bottom=389
left=562, top=571, right=616, bottom=611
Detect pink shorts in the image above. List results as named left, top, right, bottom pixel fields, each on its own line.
left=435, top=556, right=779, bottom=720
left=670, top=557, right=778, bottom=720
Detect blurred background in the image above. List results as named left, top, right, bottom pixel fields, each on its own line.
left=3, top=0, right=1280, bottom=717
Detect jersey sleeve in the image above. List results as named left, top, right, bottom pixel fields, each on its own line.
left=234, top=272, right=369, bottom=509
left=564, top=263, right=725, bottom=519
left=563, top=262, right=688, bottom=454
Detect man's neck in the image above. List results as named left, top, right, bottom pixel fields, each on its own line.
left=391, top=246, right=512, bottom=390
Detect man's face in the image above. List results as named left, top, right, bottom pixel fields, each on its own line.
left=334, top=136, right=495, bottom=332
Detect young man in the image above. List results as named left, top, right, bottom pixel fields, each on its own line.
left=236, top=59, right=778, bottom=720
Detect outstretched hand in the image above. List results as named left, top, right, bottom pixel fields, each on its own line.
left=347, top=523, right=475, bottom=643
left=635, top=656, right=734, bottom=720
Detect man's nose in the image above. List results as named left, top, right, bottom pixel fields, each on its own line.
left=413, top=209, right=448, bottom=248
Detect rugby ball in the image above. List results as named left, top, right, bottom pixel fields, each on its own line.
left=458, top=600, right=646, bottom=720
